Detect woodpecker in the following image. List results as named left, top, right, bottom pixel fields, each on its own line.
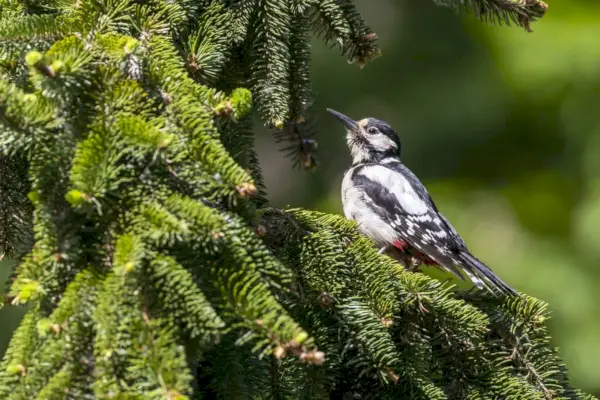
left=327, top=108, right=517, bottom=296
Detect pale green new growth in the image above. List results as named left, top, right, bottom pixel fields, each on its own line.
left=0, top=0, right=591, bottom=399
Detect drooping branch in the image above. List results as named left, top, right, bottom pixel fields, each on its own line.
left=433, top=0, right=548, bottom=31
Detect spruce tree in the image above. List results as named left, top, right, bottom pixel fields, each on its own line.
left=0, top=0, right=592, bottom=398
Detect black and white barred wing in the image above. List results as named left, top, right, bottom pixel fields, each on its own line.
left=354, top=164, right=516, bottom=295
left=353, top=165, right=465, bottom=271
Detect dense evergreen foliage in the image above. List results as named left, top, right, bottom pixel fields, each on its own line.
left=0, top=0, right=592, bottom=398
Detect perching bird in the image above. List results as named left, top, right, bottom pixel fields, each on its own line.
left=327, top=108, right=517, bottom=296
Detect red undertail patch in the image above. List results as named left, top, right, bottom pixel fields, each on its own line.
left=392, top=240, right=408, bottom=251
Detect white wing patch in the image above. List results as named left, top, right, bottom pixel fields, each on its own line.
left=359, top=165, right=429, bottom=215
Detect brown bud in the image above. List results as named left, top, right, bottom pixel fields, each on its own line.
left=213, top=100, right=233, bottom=116
left=13, top=364, right=26, bottom=376
left=160, top=90, right=173, bottom=105
left=299, top=349, right=326, bottom=365
left=3, top=294, right=14, bottom=306
left=287, top=339, right=301, bottom=350
left=518, top=15, right=532, bottom=32
left=362, top=32, right=378, bottom=41
left=51, top=324, right=61, bottom=334
left=274, top=346, right=286, bottom=359
left=300, top=153, right=317, bottom=170
left=211, top=231, right=225, bottom=239
left=318, top=292, right=334, bottom=308
left=236, top=182, right=257, bottom=197
left=386, top=369, right=399, bottom=384
left=358, top=58, right=366, bottom=70
left=187, top=55, right=200, bottom=72
left=527, top=0, right=548, bottom=8
left=255, top=225, right=267, bottom=237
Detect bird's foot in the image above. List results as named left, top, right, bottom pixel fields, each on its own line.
left=394, top=254, right=422, bottom=273
left=378, top=244, right=422, bottom=272
left=406, top=258, right=422, bottom=272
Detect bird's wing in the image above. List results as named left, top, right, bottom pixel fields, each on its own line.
left=352, top=164, right=464, bottom=267
left=353, top=163, right=516, bottom=295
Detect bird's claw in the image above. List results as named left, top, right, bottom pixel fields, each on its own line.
left=406, top=258, right=422, bottom=272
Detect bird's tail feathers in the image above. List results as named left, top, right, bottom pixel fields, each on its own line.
left=458, top=252, right=517, bottom=296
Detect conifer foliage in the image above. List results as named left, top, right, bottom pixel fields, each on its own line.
left=0, top=0, right=591, bottom=399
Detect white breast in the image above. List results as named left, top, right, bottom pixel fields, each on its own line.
left=341, top=167, right=400, bottom=246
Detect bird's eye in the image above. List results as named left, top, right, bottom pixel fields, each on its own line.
left=366, top=126, right=378, bottom=135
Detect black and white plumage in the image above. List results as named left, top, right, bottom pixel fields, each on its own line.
left=327, top=108, right=517, bottom=296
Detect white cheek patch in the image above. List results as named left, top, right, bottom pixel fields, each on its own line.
left=370, top=134, right=396, bottom=152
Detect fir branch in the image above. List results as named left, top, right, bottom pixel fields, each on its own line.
left=159, top=192, right=294, bottom=291
left=288, top=15, right=312, bottom=120
left=35, top=365, right=77, bottom=400
left=147, top=255, right=225, bottom=343
left=185, top=3, right=234, bottom=84
left=201, top=333, right=272, bottom=398
left=298, top=228, right=401, bottom=381
left=228, top=0, right=259, bottom=44
left=270, top=13, right=321, bottom=170
left=217, top=114, right=269, bottom=207
left=144, top=35, right=257, bottom=200
left=29, top=36, right=96, bottom=99
left=273, top=119, right=318, bottom=170
left=0, top=154, right=32, bottom=259
left=0, top=78, right=59, bottom=154
left=468, top=294, right=582, bottom=399
left=335, top=0, right=380, bottom=68
left=250, top=0, right=292, bottom=128
left=92, top=235, right=149, bottom=397
left=0, top=308, right=40, bottom=398
left=125, top=194, right=310, bottom=359
left=14, top=269, right=99, bottom=398
left=67, top=125, right=129, bottom=210
left=124, top=317, right=195, bottom=400
left=311, top=0, right=380, bottom=68
left=0, top=14, right=73, bottom=44
left=434, top=0, right=548, bottom=31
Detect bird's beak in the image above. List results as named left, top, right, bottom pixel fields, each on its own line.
left=327, top=108, right=360, bottom=132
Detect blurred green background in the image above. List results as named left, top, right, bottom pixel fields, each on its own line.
left=2, top=0, right=600, bottom=395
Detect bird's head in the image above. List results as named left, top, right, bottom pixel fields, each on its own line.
left=327, top=108, right=401, bottom=164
